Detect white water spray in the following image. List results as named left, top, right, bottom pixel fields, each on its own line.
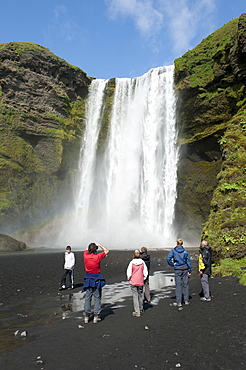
left=74, top=65, right=178, bottom=248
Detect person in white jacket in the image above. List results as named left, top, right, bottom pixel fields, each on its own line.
left=127, top=250, right=148, bottom=317
left=60, top=246, right=75, bottom=290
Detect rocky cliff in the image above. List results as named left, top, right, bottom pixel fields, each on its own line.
left=0, top=42, right=91, bottom=236
left=174, top=14, right=246, bottom=261
left=1, top=14, right=246, bottom=260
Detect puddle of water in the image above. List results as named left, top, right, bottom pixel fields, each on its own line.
left=68, top=271, right=175, bottom=314
left=0, top=271, right=176, bottom=353
left=150, top=271, right=175, bottom=290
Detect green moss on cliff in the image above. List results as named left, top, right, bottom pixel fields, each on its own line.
left=0, top=132, right=42, bottom=171
left=0, top=42, right=85, bottom=73
left=174, top=14, right=246, bottom=262
left=175, top=154, right=222, bottom=241
left=213, top=257, right=246, bottom=285
left=98, top=79, right=116, bottom=149
left=175, top=14, right=246, bottom=144
left=0, top=95, right=87, bottom=228
left=0, top=40, right=91, bottom=233
left=67, top=97, right=87, bottom=138
left=202, top=109, right=246, bottom=261
left=175, top=18, right=238, bottom=88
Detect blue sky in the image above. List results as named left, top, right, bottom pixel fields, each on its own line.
left=1, top=0, right=245, bottom=79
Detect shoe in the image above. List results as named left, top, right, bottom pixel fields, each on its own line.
left=184, top=301, right=190, bottom=305
left=200, top=297, right=211, bottom=302
left=93, top=316, right=101, bottom=324
left=132, top=312, right=141, bottom=317
left=84, top=316, right=89, bottom=324
left=59, top=285, right=66, bottom=291
left=172, top=302, right=182, bottom=307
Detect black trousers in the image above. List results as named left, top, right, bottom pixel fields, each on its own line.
left=61, top=268, right=74, bottom=288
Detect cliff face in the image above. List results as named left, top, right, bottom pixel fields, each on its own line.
left=1, top=14, right=246, bottom=260
left=0, top=42, right=91, bottom=234
left=174, top=14, right=246, bottom=260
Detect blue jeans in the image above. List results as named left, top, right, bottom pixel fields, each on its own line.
left=174, top=270, right=189, bottom=303
left=84, top=287, right=102, bottom=317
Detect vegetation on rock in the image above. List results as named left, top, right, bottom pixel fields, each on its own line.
left=0, top=13, right=246, bottom=266
left=174, top=14, right=246, bottom=261
left=202, top=109, right=246, bottom=261
left=0, top=42, right=91, bottom=235
left=212, top=257, right=246, bottom=285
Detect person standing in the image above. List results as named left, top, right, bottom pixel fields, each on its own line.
left=127, top=250, right=148, bottom=317
left=82, top=242, right=109, bottom=324
left=199, top=240, right=212, bottom=302
left=140, top=246, right=151, bottom=303
left=167, top=238, right=192, bottom=308
left=60, top=246, right=75, bottom=290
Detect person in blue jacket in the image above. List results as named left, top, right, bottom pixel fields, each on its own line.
left=167, top=238, right=192, bottom=308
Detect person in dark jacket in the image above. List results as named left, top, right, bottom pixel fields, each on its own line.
left=199, top=240, right=212, bottom=302
left=167, top=238, right=192, bottom=308
left=140, top=246, right=151, bottom=303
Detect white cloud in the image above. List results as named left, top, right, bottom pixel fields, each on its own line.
left=106, top=0, right=164, bottom=38
left=44, top=5, right=81, bottom=44
left=159, top=0, right=216, bottom=54
left=106, top=0, right=216, bottom=56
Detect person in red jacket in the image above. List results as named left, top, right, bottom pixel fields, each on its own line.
left=127, top=250, right=148, bottom=317
left=83, top=242, right=109, bottom=323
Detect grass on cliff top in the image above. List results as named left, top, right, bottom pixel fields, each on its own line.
left=175, top=16, right=240, bottom=87
left=0, top=41, right=85, bottom=73
left=213, top=257, right=246, bottom=285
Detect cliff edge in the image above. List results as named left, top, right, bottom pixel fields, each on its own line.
left=174, top=14, right=246, bottom=260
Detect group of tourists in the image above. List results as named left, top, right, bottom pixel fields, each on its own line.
left=166, top=238, right=212, bottom=310
left=59, top=238, right=212, bottom=323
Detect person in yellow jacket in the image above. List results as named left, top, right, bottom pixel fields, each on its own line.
left=199, top=240, right=212, bottom=301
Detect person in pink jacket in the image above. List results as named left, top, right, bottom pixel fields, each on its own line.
left=127, top=250, right=148, bottom=317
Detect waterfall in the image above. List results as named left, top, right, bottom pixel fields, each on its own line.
left=74, top=65, right=178, bottom=249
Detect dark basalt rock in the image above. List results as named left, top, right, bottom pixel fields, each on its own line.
left=174, top=14, right=246, bottom=260
left=0, top=234, right=26, bottom=252
left=0, top=42, right=92, bottom=235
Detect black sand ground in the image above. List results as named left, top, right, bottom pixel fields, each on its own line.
left=0, top=250, right=245, bottom=370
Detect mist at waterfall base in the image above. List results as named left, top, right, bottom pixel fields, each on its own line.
left=58, top=65, right=179, bottom=250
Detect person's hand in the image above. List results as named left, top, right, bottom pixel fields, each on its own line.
left=188, top=272, right=191, bottom=277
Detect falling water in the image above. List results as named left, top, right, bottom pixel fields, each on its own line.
left=75, top=65, right=179, bottom=248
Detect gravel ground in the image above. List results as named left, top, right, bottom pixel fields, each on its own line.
left=0, top=249, right=245, bottom=370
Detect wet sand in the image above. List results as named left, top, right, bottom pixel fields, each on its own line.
left=0, top=249, right=245, bottom=370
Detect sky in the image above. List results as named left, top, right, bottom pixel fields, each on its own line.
left=1, top=0, right=245, bottom=79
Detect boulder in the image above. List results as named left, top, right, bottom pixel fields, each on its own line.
left=0, top=234, right=27, bottom=252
